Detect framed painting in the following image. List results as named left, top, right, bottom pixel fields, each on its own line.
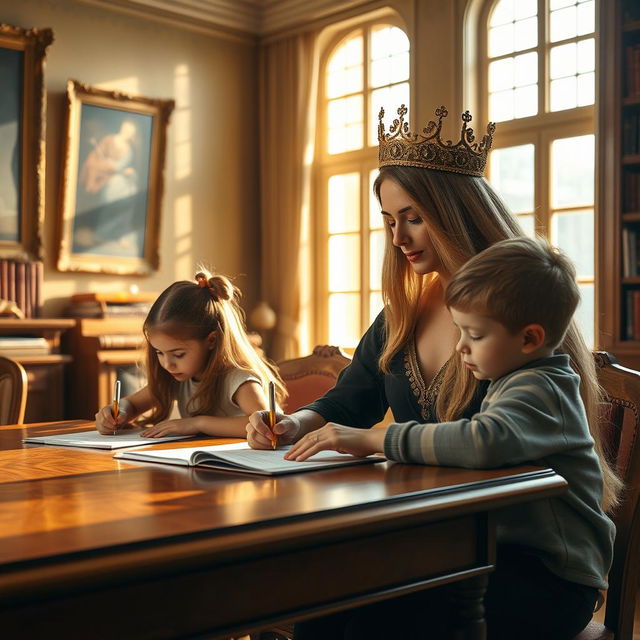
left=57, top=80, right=174, bottom=275
left=0, top=24, right=53, bottom=261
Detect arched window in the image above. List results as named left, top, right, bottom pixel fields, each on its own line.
left=315, top=21, right=410, bottom=349
left=481, top=0, right=596, bottom=346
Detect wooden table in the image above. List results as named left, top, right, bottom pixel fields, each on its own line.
left=0, top=421, right=567, bottom=639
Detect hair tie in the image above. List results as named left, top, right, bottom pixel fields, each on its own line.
left=195, top=272, right=219, bottom=301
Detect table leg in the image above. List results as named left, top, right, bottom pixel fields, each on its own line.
left=450, top=574, right=488, bottom=640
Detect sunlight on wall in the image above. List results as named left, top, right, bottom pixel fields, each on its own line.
left=173, top=64, right=192, bottom=181
left=174, top=194, right=193, bottom=277
left=95, top=77, right=140, bottom=94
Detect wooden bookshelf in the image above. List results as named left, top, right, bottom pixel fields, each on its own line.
left=598, top=0, right=640, bottom=369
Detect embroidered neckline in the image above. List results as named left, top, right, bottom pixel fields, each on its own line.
left=403, top=339, right=450, bottom=420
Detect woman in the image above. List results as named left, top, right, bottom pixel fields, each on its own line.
left=247, top=105, right=620, bottom=639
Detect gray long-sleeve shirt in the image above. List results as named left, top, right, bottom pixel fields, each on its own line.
left=383, top=354, right=615, bottom=589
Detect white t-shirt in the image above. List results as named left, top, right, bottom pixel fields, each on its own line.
left=176, top=368, right=261, bottom=418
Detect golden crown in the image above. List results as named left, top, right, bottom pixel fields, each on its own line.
left=378, top=105, right=496, bottom=177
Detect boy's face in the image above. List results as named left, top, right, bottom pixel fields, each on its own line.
left=450, top=308, right=538, bottom=381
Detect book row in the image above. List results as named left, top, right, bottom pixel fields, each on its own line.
left=624, top=288, right=640, bottom=340
left=622, top=111, right=640, bottom=156
left=0, top=260, right=43, bottom=318
left=623, top=171, right=640, bottom=213
left=626, top=44, right=640, bottom=99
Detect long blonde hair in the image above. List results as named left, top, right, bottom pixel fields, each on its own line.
left=140, top=270, right=286, bottom=425
left=373, top=165, right=621, bottom=511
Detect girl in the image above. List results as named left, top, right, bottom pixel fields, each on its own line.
left=96, top=270, right=285, bottom=438
left=247, top=106, right=620, bottom=639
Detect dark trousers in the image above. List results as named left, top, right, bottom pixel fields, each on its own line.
left=294, top=547, right=599, bottom=640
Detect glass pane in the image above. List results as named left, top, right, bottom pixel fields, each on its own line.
left=489, top=57, right=514, bottom=92
left=515, top=0, right=537, bottom=20
left=329, top=234, right=360, bottom=291
left=514, top=84, right=538, bottom=118
left=490, top=0, right=514, bottom=27
left=577, top=1, right=595, bottom=35
left=329, top=293, right=361, bottom=348
left=370, top=83, right=409, bottom=146
left=514, top=52, right=537, bottom=86
left=550, top=6, right=577, bottom=42
left=514, top=17, right=537, bottom=51
left=371, top=25, right=409, bottom=59
left=370, top=229, right=385, bottom=289
left=518, top=214, right=536, bottom=237
left=577, top=38, right=595, bottom=73
left=369, top=291, right=383, bottom=325
left=489, top=23, right=515, bottom=57
left=369, top=169, right=382, bottom=229
left=328, top=173, right=360, bottom=233
left=328, top=34, right=363, bottom=72
left=550, top=0, right=575, bottom=9
left=577, top=71, right=595, bottom=106
left=489, top=89, right=514, bottom=122
left=327, top=66, right=363, bottom=99
left=550, top=76, right=577, bottom=111
left=550, top=42, right=576, bottom=79
left=551, top=209, right=594, bottom=277
left=370, top=52, right=409, bottom=88
left=551, top=134, right=594, bottom=208
left=490, top=144, right=535, bottom=214
left=328, top=95, right=364, bottom=154
left=575, top=283, right=594, bottom=348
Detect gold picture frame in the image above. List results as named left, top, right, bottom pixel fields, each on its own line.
left=57, top=79, right=174, bottom=275
left=0, top=24, right=53, bottom=261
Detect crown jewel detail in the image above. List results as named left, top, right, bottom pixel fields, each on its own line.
left=377, top=105, right=495, bottom=176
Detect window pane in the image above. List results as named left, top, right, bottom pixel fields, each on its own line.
left=327, top=35, right=363, bottom=98
left=369, top=169, right=382, bottom=229
left=551, top=134, right=594, bottom=208
left=329, top=293, right=361, bottom=348
left=514, top=16, right=537, bottom=51
left=328, top=173, right=360, bottom=233
left=371, top=25, right=409, bottom=59
left=577, top=38, right=595, bottom=73
left=489, top=57, right=514, bottom=92
left=550, top=6, right=577, bottom=42
left=328, top=95, right=363, bottom=153
left=489, top=89, right=514, bottom=122
left=369, top=291, right=383, bottom=325
left=550, top=42, right=576, bottom=79
left=515, top=0, right=537, bottom=20
left=514, top=52, right=537, bottom=86
left=489, top=23, right=515, bottom=57
left=370, top=229, right=385, bottom=290
left=370, top=52, right=409, bottom=88
left=490, top=144, right=535, bottom=213
left=550, top=0, right=575, bottom=9
left=328, top=34, right=363, bottom=72
left=329, top=234, right=360, bottom=291
left=577, top=1, right=595, bottom=35
left=577, top=71, right=595, bottom=106
left=550, top=76, right=577, bottom=111
left=514, top=84, right=538, bottom=118
left=517, top=214, right=536, bottom=237
left=575, top=283, right=594, bottom=348
left=490, top=0, right=514, bottom=27
left=551, top=209, right=594, bottom=277
left=370, top=83, right=409, bottom=146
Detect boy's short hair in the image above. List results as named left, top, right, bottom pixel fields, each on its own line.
left=444, top=236, right=580, bottom=349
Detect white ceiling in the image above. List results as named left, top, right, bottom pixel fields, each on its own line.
left=79, top=0, right=371, bottom=38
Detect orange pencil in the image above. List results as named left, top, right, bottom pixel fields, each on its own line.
left=268, top=381, right=277, bottom=449
left=111, top=379, right=121, bottom=436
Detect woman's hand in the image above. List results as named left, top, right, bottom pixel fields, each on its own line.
left=246, top=411, right=301, bottom=449
left=140, top=418, right=201, bottom=438
left=285, top=424, right=386, bottom=461
left=95, top=400, right=134, bottom=435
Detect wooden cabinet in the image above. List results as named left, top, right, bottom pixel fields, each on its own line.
left=64, top=317, right=146, bottom=420
left=0, top=319, right=74, bottom=422
left=598, top=0, right=640, bottom=368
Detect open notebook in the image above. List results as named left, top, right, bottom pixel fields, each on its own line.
left=114, top=442, right=385, bottom=475
left=23, top=429, right=193, bottom=450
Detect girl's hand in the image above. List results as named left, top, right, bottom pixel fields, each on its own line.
left=285, top=424, right=386, bottom=461
left=141, top=419, right=201, bottom=438
left=95, top=401, right=134, bottom=435
left=246, top=411, right=301, bottom=449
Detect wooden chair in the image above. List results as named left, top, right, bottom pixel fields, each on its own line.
left=573, top=352, right=640, bottom=639
left=277, top=344, right=351, bottom=413
left=0, top=356, right=28, bottom=425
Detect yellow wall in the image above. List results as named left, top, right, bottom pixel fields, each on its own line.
left=2, top=0, right=260, bottom=316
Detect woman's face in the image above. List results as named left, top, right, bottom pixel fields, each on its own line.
left=379, top=178, right=446, bottom=276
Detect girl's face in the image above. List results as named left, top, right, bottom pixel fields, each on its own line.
left=147, top=330, right=214, bottom=382
left=379, top=178, right=446, bottom=277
